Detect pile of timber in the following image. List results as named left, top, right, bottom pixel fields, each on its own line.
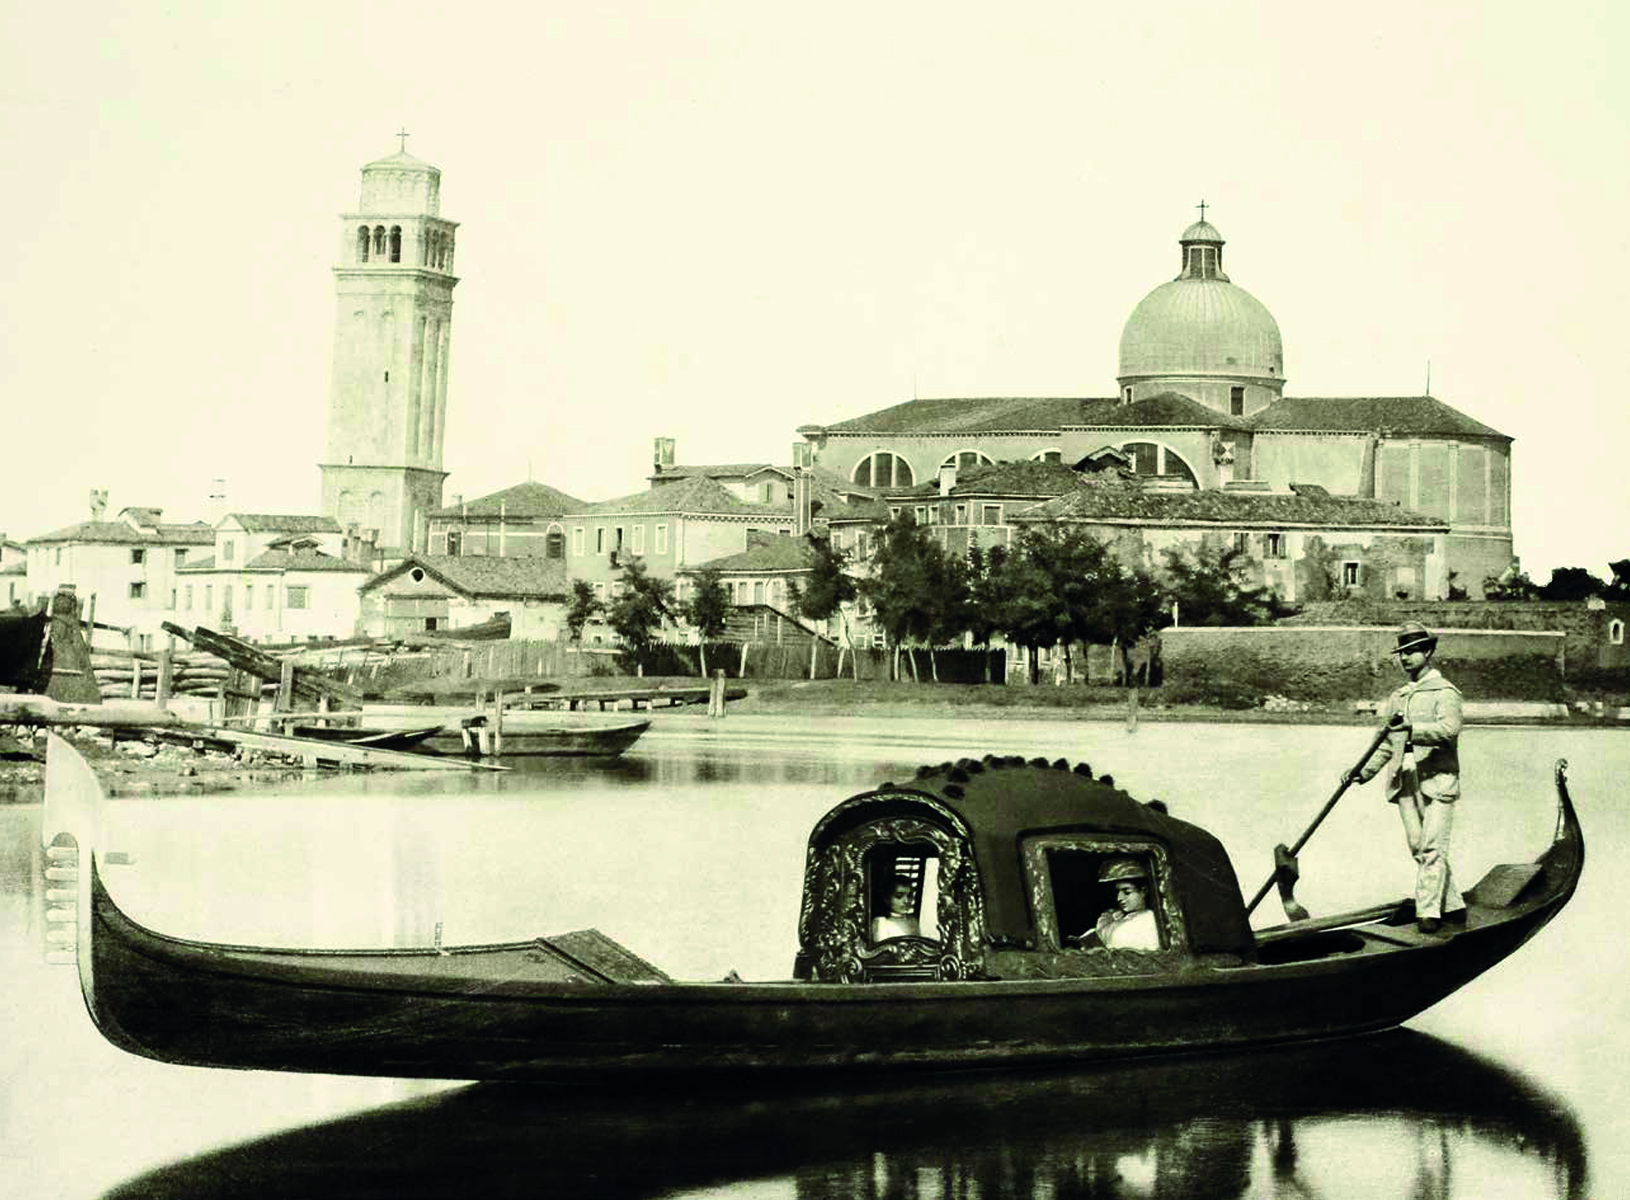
left=162, top=623, right=362, bottom=708
left=92, top=648, right=236, bottom=701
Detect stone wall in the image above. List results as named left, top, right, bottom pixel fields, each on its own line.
left=1283, top=599, right=1630, bottom=671
left=1160, top=625, right=1565, bottom=703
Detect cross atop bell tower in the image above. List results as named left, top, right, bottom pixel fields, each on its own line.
left=318, top=144, right=460, bottom=559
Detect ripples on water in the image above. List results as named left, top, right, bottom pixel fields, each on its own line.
left=2, top=716, right=1622, bottom=1197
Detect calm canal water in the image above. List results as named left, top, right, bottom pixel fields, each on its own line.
left=1, top=714, right=1624, bottom=1198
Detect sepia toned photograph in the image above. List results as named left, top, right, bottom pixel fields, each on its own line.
left=1, top=4, right=1624, bottom=1197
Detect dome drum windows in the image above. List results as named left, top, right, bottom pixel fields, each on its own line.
left=938, top=451, right=993, bottom=473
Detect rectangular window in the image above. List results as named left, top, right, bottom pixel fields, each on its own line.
left=1232, top=532, right=1249, bottom=553
left=595, top=527, right=605, bottom=554
left=1122, top=386, right=1133, bottom=403
left=753, top=581, right=766, bottom=605
left=1230, top=386, right=1245, bottom=416
left=914, top=506, right=927, bottom=524
left=169, top=589, right=176, bottom=609
left=266, top=585, right=274, bottom=608
left=594, top=582, right=606, bottom=601
left=128, top=581, right=145, bottom=599
left=655, top=524, right=668, bottom=555
left=1266, top=532, right=1285, bottom=559
left=981, top=504, right=1001, bottom=526
left=244, top=584, right=253, bottom=609
left=954, top=503, right=968, bottom=525
left=857, top=531, right=871, bottom=558
left=286, top=586, right=309, bottom=609
left=447, top=530, right=462, bottom=556
left=204, top=586, right=214, bottom=611
left=222, top=541, right=235, bottom=564
left=184, top=585, right=192, bottom=609
left=1342, top=561, right=1361, bottom=587
left=889, top=507, right=901, bottom=520
left=130, top=548, right=145, bottom=565
left=632, top=525, right=645, bottom=554
left=175, top=548, right=187, bottom=566
left=573, top=527, right=585, bottom=556
left=54, top=548, right=62, bottom=566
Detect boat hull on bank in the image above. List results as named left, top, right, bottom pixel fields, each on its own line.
left=44, top=734, right=1583, bottom=1082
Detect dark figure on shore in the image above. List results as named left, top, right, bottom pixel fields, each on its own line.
left=1345, top=623, right=1467, bottom=933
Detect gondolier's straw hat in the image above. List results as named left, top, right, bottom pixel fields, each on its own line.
left=1098, top=857, right=1147, bottom=884
left=1392, top=622, right=1438, bottom=656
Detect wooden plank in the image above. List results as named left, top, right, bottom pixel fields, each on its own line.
left=197, top=725, right=506, bottom=772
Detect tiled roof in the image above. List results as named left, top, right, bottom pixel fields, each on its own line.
left=1067, top=391, right=1251, bottom=431
left=228, top=514, right=343, bottom=533
left=818, top=396, right=1116, bottom=435
left=243, top=549, right=369, bottom=573
left=651, top=463, right=790, bottom=482
left=120, top=507, right=164, bottom=527
left=431, top=481, right=586, bottom=519
left=902, top=459, right=1087, bottom=499
left=1247, top=396, right=1510, bottom=440
left=824, top=495, right=893, bottom=523
left=685, top=538, right=816, bottom=574
left=1018, top=483, right=1446, bottom=529
left=362, top=554, right=569, bottom=598
left=28, top=520, right=216, bottom=546
left=571, top=474, right=794, bottom=518
left=178, top=555, right=216, bottom=571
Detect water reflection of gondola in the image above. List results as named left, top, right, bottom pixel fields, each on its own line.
left=104, top=1031, right=1586, bottom=1200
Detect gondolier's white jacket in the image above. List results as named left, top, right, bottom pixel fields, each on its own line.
left=1357, top=668, right=1463, bottom=803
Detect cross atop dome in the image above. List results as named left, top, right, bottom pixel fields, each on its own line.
left=1196, top=198, right=1207, bottom=223
left=397, top=127, right=410, bottom=153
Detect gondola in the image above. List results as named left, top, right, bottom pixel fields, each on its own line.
left=41, top=733, right=1582, bottom=1081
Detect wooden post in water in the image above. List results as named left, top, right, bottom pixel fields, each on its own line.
left=708, top=669, right=726, bottom=718
left=493, top=691, right=504, bottom=759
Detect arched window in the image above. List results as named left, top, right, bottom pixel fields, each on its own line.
left=1119, top=442, right=1197, bottom=487
left=938, top=450, right=993, bottom=472
left=1031, top=449, right=1063, bottom=464
left=853, top=452, right=915, bottom=489
left=545, top=526, right=566, bottom=559
left=356, top=226, right=371, bottom=263
left=373, top=226, right=386, bottom=257
left=389, top=226, right=402, bottom=263
left=1611, top=619, right=1625, bottom=646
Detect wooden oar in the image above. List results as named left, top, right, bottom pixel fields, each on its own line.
left=1245, top=721, right=1396, bottom=918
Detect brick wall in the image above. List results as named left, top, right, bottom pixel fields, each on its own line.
left=1160, top=625, right=1565, bottom=703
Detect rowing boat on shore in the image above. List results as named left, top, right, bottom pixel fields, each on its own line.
left=41, top=735, right=1582, bottom=1081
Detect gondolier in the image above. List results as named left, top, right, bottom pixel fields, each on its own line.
left=1347, top=623, right=1467, bottom=933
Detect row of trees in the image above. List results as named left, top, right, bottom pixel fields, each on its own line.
left=1483, top=560, right=1630, bottom=602
left=790, top=516, right=1282, bottom=683
left=565, top=516, right=1294, bottom=680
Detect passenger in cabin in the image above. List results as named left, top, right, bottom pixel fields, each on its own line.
left=869, top=877, right=922, bottom=942
left=1087, top=857, right=1161, bottom=951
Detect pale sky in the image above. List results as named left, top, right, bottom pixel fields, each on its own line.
left=2, top=2, right=1625, bottom=580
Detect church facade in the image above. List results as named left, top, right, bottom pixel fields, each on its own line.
left=796, top=218, right=1513, bottom=599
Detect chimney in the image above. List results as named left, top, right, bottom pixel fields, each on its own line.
left=791, top=442, right=813, bottom=536
left=938, top=464, right=957, bottom=497
left=205, top=478, right=227, bottom=525
left=653, top=436, right=676, bottom=473
left=89, top=489, right=108, bottom=521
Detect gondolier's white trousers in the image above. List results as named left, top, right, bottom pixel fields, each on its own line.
left=1398, top=790, right=1466, bottom=920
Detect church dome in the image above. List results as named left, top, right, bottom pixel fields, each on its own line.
left=1118, top=218, right=1283, bottom=383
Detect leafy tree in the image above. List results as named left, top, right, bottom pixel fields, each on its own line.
left=859, top=514, right=955, bottom=681
left=565, top=579, right=601, bottom=644
left=1160, top=542, right=1280, bottom=626
left=1537, top=566, right=1607, bottom=602
left=788, top=535, right=859, bottom=678
left=683, top=567, right=732, bottom=677
left=964, top=542, right=1007, bottom=682
left=606, top=557, right=676, bottom=676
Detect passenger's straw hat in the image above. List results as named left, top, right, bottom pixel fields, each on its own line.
left=1098, top=856, right=1148, bottom=884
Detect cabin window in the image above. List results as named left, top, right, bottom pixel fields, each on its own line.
left=1022, top=836, right=1182, bottom=954
left=866, top=848, right=942, bottom=944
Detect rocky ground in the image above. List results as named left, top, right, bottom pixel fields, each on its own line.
left=0, top=729, right=318, bottom=803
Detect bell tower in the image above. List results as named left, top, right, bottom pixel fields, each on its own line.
left=319, top=137, right=459, bottom=558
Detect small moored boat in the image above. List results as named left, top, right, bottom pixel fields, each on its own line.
left=41, top=737, right=1582, bottom=1081
left=286, top=724, right=445, bottom=754
left=357, top=705, right=650, bottom=757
